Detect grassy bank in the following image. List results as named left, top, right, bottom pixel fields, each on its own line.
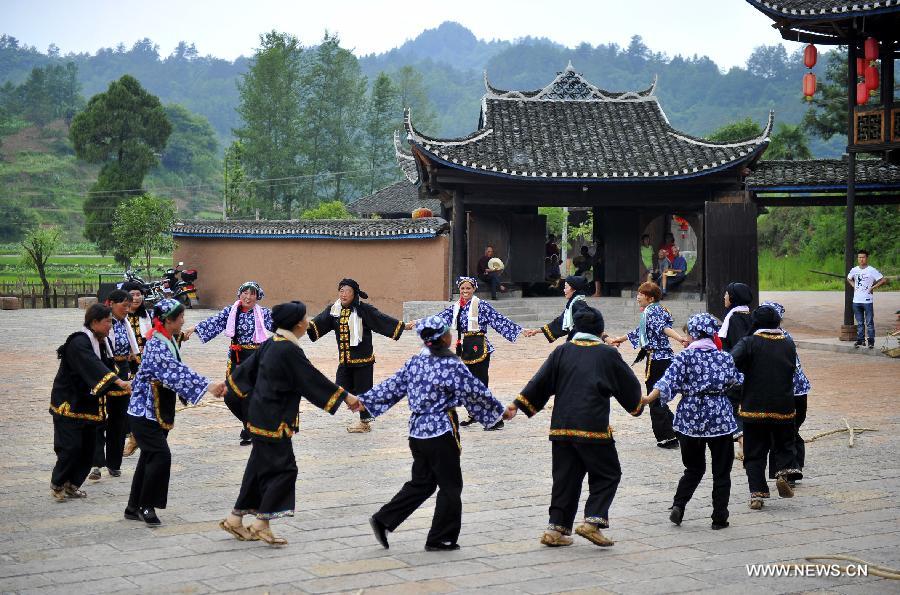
left=758, top=250, right=897, bottom=291
left=0, top=254, right=171, bottom=284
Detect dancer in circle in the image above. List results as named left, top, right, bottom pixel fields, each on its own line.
left=606, top=281, right=688, bottom=449
left=641, top=313, right=742, bottom=530
left=359, top=316, right=507, bottom=551
left=407, top=276, right=521, bottom=430
left=523, top=275, right=596, bottom=343
left=183, top=281, right=273, bottom=445
left=508, top=303, right=643, bottom=547
left=220, top=300, right=359, bottom=546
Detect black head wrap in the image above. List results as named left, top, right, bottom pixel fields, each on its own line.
left=751, top=305, right=781, bottom=332
left=272, top=300, right=307, bottom=330
left=338, top=278, right=368, bottom=305
left=565, top=275, right=590, bottom=296
left=120, top=281, right=143, bottom=293
left=725, top=282, right=753, bottom=307
left=572, top=302, right=605, bottom=336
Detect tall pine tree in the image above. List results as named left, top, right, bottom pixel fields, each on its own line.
left=363, top=72, right=400, bottom=193
left=234, top=31, right=304, bottom=217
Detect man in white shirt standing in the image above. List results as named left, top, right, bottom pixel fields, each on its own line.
left=847, top=250, right=888, bottom=348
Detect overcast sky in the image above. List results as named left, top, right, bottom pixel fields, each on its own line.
left=4, top=0, right=796, bottom=69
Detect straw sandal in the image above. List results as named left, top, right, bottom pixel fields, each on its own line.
left=50, top=486, right=67, bottom=502
left=775, top=476, right=794, bottom=498
left=63, top=483, right=87, bottom=498
left=249, top=525, right=288, bottom=546
left=540, top=529, right=573, bottom=547
left=219, top=519, right=257, bottom=541
left=575, top=523, right=615, bottom=547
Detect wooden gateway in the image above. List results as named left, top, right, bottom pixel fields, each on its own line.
left=400, top=63, right=773, bottom=317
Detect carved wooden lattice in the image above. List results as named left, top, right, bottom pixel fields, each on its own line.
left=855, top=110, right=884, bottom=144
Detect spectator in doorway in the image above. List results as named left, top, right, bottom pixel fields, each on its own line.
left=546, top=234, right=560, bottom=259
left=573, top=246, right=592, bottom=277
left=846, top=249, right=887, bottom=348
left=640, top=234, right=653, bottom=273
left=661, top=245, right=688, bottom=297
left=591, top=245, right=604, bottom=297
left=651, top=249, right=671, bottom=286
left=477, top=246, right=507, bottom=300
left=660, top=232, right=676, bottom=262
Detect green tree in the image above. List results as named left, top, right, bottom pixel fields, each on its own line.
left=70, top=75, right=171, bottom=252
left=112, top=194, right=176, bottom=275
left=234, top=31, right=305, bottom=217
left=765, top=122, right=812, bottom=160
left=20, top=226, right=61, bottom=306
left=224, top=140, right=255, bottom=218
left=299, top=32, right=367, bottom=203
left=300, top=200, right=352, bottom=219
left=0, top=200, right=37, bottom=241
left=364, top=72, right=400, bottom=193
left=391, top=65, right=437, bottom=134
left=803, top=46, right=848, bottom=141
left=706, top=117, right=763, bottom=142
left=161, top=103, right=219, bottom=178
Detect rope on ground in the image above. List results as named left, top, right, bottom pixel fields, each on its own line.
left=806, top=420, right=877, bottom=446
left=174, top=401, right=230, bottom=413
left=803, top=555, right=900, bottom=580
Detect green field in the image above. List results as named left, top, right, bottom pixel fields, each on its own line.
left=0, top=254, right=171, bottom=284
left=758, top=250, right=896, bottom=291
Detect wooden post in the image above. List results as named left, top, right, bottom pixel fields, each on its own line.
left=452, top=189, right=466, bottom=279
left=841, top=43, right=858, bottom=338
left=53, top=289, right=58, bottom=308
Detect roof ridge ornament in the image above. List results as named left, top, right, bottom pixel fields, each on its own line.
left=483, top=64, right=657, bottom=102
left=394, top=130, right=419, bottom=184
left=668, top=110, right=775, bottom=148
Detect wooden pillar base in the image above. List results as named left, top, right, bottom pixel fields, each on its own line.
left=839, top=324, right=858, bottom=341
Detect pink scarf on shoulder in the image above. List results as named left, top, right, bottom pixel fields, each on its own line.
left=224, top=301, right=269, bottom=344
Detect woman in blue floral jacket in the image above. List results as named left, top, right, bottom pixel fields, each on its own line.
left=642, top=313, right=743, bottom=530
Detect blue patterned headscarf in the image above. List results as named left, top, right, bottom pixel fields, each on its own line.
left=152, top=298, right=184, bottom=321
left=687, top=312, right=720, bottom=339
left=456, top=276, right=478, bottom=290
left=238, top=281, right=264, bottom=300
left=416, top=315, right=450, bottom=346
left=760, top=301, right=785, bottom=318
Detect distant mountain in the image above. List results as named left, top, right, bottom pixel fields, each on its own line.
left=1, top=23, right=843, bottom=153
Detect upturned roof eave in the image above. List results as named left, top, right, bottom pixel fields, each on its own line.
left=410, top=140, right=769, bottom=184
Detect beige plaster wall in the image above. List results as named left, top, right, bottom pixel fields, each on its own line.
left=173, top=236, right=450, bottom=319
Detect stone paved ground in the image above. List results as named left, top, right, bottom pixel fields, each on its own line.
left=1, top=297, right=898, bottom=594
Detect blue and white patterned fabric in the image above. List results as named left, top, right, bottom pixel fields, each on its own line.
left=417, top=315, right=450, bottom=346
left=784, top=330, right=811, bottom=396
left=627, top=303, right=675, bottom=360
left=110, top=318, right=133, bottom=357
left=358, top=352, right=505, bottom=438
left=761, top=302, right=811, bottom=396
left=687, top=313, right=720, bottom=339
left=127, top=335, right=210, bottom=422
left=654, top=346, right=743, bottom=437
left=194, top=305, right=274, bottom=348
left=436, top=300, right=522, bottom=354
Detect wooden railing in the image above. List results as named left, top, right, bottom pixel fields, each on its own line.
left=852, top=103, right=900, bottom=148
left=0, top=281, right=97, bottom=308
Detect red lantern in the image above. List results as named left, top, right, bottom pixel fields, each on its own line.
left=864, top=64, right=879, bottom=91
left=864, top=37, right=879, bottom=61
left=857, top=82, right=869, bottom=105
left=803, top=44, right=817, bottom=68
left=856, top=57, right=866, bottom=74
left=803, top=72, right=816, bottom=100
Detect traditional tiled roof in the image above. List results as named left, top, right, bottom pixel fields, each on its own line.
left=348, top=181, right=442, bottom=217
left=746, top=0, right=900, bottom=19
left=746, top=159, right=900, bottom=189
left=404, top=64, right=772, bottom=183
left=173, top=218, right=449, bottom=240
left=394, top=131, right=419, bottom=184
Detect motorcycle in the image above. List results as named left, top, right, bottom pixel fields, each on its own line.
left=161, top=262, right=198, bottom=308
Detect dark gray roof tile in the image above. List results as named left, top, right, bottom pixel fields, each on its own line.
left=747, top=159, right=900, bottom=188
left=348, top=181, right=441, bottom=216
left=173, top=218, right=449, bottom=240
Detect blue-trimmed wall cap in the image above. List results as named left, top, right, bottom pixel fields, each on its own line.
left=172, top=217, right=449, bottom=240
